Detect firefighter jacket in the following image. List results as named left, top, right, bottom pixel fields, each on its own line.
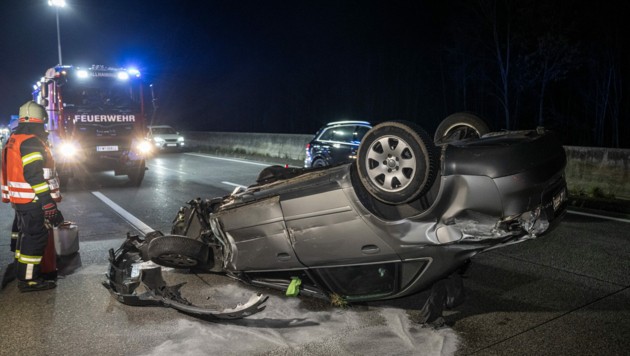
left=1, top=133, right=61, bottom=209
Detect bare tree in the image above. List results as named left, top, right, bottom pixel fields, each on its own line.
left=523, top=34, right=579, bottom=126
left=592, top=49, right=622, bottom=147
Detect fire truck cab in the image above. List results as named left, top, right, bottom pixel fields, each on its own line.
left=34, top=65, right=152, bottom=186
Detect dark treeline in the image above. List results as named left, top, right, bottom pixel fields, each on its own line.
left=143, top=1, right=628, bottom=148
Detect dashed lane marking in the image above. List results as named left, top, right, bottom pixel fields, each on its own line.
left=91, top=191, right=155, bottom=235
left=148, top=164, right=188, bottom=175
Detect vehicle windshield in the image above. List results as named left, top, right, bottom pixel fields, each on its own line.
left=151, top=127, right=177, bottom=135
left=62, top=78, right=141, bottom=114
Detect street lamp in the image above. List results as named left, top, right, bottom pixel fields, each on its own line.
left=48, top=0, right=66, bottom=65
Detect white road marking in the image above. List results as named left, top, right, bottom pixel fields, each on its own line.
left=222, top=181, right=247, bottom=188
left=185, top=153, right=270, bottom=167
left=567, top=209, right=630, bottom=224
left=148, top=164, right=188, bottom=175
left=91, top=191, right=155, bottom=235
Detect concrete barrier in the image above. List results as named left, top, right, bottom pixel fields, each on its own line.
left=184, top=131, right=312, bottom=165
left=564, top=146, right=630, bottom=200
left=184, top=131, right=630, bottom=200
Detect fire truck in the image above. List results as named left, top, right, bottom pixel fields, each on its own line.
left=33, top=65, right=152, bottom=186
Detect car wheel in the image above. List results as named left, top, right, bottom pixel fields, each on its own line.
left=434, top=112, right=490, bottom=144
left=312, top=158, right=328, bottom=167
left=357, top=121, right=438, bottom=205
left=148, top=235, right=210, bottom=269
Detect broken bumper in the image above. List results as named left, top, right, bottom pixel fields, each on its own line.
left=103, top=233, right=267, bottom=319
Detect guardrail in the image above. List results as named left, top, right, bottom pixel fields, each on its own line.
left=184, top=131, right=630, bottom=201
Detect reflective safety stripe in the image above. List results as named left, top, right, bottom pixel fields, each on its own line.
left=8, top=181, right=31, bottom=189
left=22, top=152, right=44, bottom=166
left=11, top=232, right=19, bottom=239
left=1, top=184, right=9, bottom=202
left=15, top=249, right=20, bottom=259
left=43, top=168, right=53, bottom=179
left=18, top=254, right=42, bottom=264
left=7, top=180, right=36, bottom=201
left=26, top=263, right=34, bottom=280
left=48, top=178, right=59, bottom=190
left=32, top=182, right=49, bottom=194
left=48, top=177, right=61, bottom=201
left=9, top=191, right=36, bottom=199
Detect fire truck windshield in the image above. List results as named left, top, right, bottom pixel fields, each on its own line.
left=62, top=79, right=141, bottom=113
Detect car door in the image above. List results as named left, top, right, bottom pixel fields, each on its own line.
left=279, top=180, right=402, bottom=299
left=350, top=125, right=371, bottom=158
left=326, top=124, right=357, bottom=165
left=280, top=182, right=398, bottom=267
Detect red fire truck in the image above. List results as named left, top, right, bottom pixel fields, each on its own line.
left=34, top=65, right=152, bottom=186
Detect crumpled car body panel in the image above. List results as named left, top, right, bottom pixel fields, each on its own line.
left=103, top=234, right=267, bottom=319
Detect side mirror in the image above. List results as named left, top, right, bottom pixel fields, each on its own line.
left=40, top=81, right=48, bottom=100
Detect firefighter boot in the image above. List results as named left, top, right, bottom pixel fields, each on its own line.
left=18, top=278, right=57, bottom=293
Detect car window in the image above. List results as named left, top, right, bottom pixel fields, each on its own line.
left=334, top=126, right=355, bottom=143
left=151, top=127, right=176, bottom=135
left=318, top=127, right=335, bottom=141
left=354, top=126, right=371, bottom=144
left=320, top=125, right=354, bottom=143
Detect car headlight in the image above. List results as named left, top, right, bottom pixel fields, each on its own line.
left=154, top=137, right=165, bottom=143
left=59, top=141, right=80, bottom=158
left=137, top=140, right=152, bottom=154
left=177, top=137, right=184, bottom=142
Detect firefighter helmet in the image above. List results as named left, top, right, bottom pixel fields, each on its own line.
left=18, top=101, right=48, bottom=124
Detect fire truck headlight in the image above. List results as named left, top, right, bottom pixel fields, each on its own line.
left=77, top=70, right=89, bottom=79
left=59, top=142, right=79, bottom=158
left=117, top=72, right=129, bottom=80
left=137, top=141, right=152, bottom=155
left=127, top=68, right=141, bottom=77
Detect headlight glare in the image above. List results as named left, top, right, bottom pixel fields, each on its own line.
left=137, top=141, right=152, bottom=154
left=59, top=141, right=79, bottom=158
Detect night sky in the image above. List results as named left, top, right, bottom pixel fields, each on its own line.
left=1, top=0, right=629, bottom=147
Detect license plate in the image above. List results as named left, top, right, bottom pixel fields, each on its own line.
left=166, top=143, right=177, bottom=147
left=96, top=145, right=118, bottom=152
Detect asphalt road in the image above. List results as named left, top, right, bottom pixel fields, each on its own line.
left=0, top=152, right=628, bottom=355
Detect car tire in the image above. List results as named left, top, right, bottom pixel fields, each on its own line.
left=148, top=235, right=210, bottom=269
left=434, top=112, right=490, bottom=144
left=312, top=158, right=328, bottom=167
left=356, top=121, right=438, bottom=205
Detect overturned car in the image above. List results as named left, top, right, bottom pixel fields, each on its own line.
left=104, top=113, right=568, bottom=321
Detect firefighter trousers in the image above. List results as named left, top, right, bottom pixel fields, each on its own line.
left=14, top=208, right=49, bottom=281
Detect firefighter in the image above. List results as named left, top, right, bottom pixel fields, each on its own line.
left=1, top=101, right=63, bottom=292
